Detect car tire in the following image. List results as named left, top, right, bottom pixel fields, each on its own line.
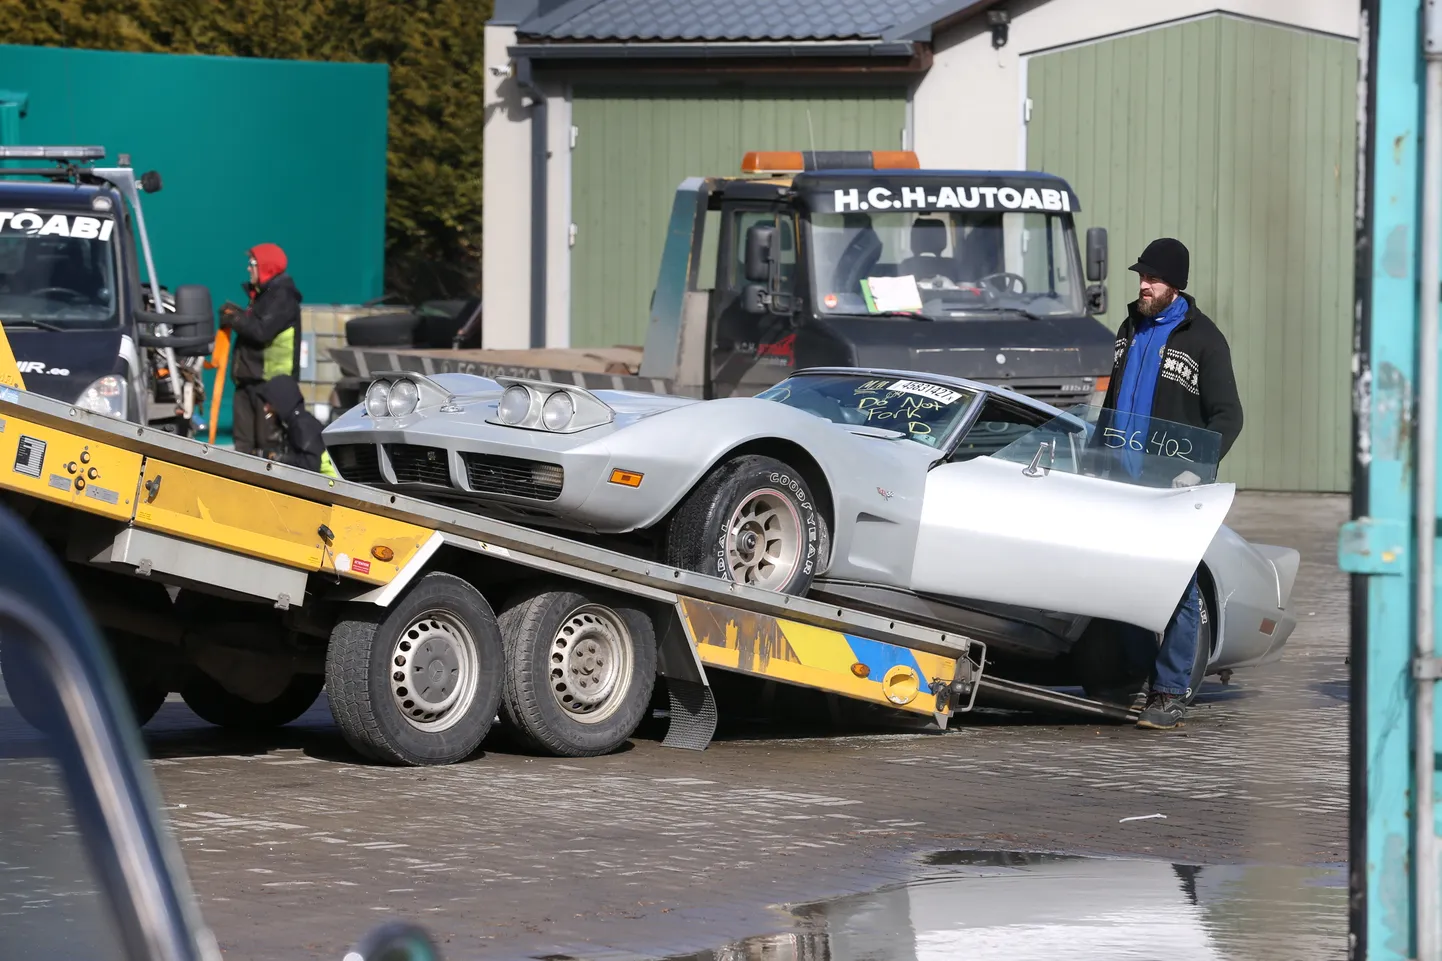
left=325, top=572, right=504, bottom=766
left=181, top=672, right=323, bottom=731
left=496, top=584, right=657, bottom=757
left=664, top=454, right=826, bottom=596
left=344, top=312, right=421, bottom=348
left=1073, top=581, right=1216, bottom=705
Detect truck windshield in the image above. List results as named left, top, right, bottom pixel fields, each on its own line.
left=807, top=209, right=1084, bottom=321
left=0, top=211, right=121, bottom=331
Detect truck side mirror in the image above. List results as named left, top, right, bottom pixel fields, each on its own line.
left=743, top=284, right=768, bottom=314
left=1085, top=226, right=1107, bottom=282
left=744, top=224, right=775, bottom=283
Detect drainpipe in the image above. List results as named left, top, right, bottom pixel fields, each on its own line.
left=1418, top=5, right=1442, bottom=958
left=515, top=57, right=547, bottom=349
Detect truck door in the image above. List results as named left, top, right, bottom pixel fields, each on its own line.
left=707, top=203, right=799, bottom=399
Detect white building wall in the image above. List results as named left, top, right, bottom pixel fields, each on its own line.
left=912, top=0, right=1361, bottom=171
left=481, top=24, right=532, bottom=348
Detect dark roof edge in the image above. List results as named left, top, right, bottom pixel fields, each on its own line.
left=508, top=40, right=920, bottom=60
left=882, top=0, right=1000, bottom=41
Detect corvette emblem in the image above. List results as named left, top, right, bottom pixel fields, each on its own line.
left=877, top=487, right=894, bottom=500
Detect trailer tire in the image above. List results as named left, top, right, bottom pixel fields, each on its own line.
left=181, top=672, right=323, bottom=731
left=126, top=681, right=168, bottom=727
left=326, top=573, right=504, bottom=766
left=496, top=586, right=657, bottom=757
left=664, top=454, right=824, bottom=596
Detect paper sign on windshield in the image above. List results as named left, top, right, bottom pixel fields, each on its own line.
left=0, top=212, right=114, bottom=241
left=887, top=380, right=964, bottom=405
left=861, top=275, right=922, bottom=314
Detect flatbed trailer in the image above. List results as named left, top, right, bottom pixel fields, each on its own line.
left=0, top=342, right=1133, bottom=766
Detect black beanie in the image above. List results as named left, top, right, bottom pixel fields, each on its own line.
left=1129, top=238, right=1189, bottom=290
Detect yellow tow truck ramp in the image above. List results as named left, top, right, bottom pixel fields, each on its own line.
left=0, top=370, right=1008, bottom=764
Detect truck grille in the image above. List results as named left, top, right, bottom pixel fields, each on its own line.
left=997, top=379, right=1097, bottom=410
left=329, top=444, right=383, bottom=485
left=460, top=453, right=564, bottom=502
left=385, top=444, right=453, bottom=486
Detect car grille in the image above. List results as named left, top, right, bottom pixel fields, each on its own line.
left=329, top=444, right=383, bottom=485
left=460, top=453, right=564, bottom=502
left=385, top=444, right=453, bottom=486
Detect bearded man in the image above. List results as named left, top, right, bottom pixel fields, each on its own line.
left=1096, top=237, right=1244, bottom=731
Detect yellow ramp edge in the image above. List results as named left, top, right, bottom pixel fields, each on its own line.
left=0, top=414, right=141, bottom=521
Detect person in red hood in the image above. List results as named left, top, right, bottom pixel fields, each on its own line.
left=220, top=242, right=303, bottom=456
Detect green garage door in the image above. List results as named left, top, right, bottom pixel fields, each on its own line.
left=570, top=87, right=907, bottom=349
left=1026, top=15, right=1357, bottom=492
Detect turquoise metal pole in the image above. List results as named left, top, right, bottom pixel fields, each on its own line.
left=1340, top=0, right=1424, bottom=958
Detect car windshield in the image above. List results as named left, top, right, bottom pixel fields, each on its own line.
left=807, top=208, right=1084, bottom=321
left=988, top=404, right=1225, bottom=488
left=756, top=373, right=978, bottom=448
left=0, top=210, right=121, bottom=331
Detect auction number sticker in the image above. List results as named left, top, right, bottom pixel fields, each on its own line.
left=886, top=380, right=964, bottom=405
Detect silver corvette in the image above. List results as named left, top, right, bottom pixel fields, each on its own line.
left=321, top=367, right=1300, bottom=697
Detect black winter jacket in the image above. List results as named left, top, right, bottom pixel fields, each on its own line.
left=1099, top=293, right=1244, bottom=462
left=257, top=375, right=325, bottom=472
left=229, top=272, right=303, bottom=384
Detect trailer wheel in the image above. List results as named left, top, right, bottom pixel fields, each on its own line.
left=497, top=586, right=657, bottom=757
left=326, top=572, right=503, bottom=766
left=126, top=681, right=169, bottom=727
left=664, top=454, right=825, bottom=596
left=181, top=672, right=323, bottom=731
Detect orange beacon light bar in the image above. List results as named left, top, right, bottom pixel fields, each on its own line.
left=741, top=150, right=920, bottom=174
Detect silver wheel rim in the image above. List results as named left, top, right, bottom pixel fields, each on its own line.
left=550, top=605, right=635, bottom=724
left=724, top=488, right=802, bottom=590
left=389, top=610, right=480, bottom=733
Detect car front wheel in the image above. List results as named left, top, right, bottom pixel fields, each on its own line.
left=663, top=454, right=826, bottom=596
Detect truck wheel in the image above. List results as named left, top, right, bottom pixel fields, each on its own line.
left=664, top=454, right=825, bottom=596
left=326, top=572, right=503, bottom=766
left=181, top=672, right=323, bottom=731
left=496, top=586, right=657, bottom=757
left=126, top=680, right=169, bottom=727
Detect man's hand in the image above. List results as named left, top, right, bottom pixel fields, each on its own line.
left=218, top=301, right=242, bottom=331
left=1172, top=470, right=1202, bottom=488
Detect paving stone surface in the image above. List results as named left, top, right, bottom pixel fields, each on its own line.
left=5, top=492, right=1356, bottom=960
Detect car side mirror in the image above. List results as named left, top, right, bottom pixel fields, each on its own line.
left=1085, top=226, right=1107, bottom=283
left=349, top=921, right=444, bottom=961
left=744, top=224, right=775, bottom=283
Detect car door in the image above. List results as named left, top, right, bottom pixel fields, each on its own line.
left=909, top=395, right=1234, bottom=634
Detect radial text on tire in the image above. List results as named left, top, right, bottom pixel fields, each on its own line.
left=325, top=572, right=504, bottom=766
left=664, top=454, right=826, bottom=596
left=497, top=584, right=658, bottom=758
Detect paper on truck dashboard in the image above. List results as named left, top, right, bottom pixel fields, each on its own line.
left=862, top=275, right=923, bottom=313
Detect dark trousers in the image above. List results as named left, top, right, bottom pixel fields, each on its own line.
left=231, top=381, right=279, bottom=456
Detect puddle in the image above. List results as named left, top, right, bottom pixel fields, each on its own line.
left=664, top=851, right=1347, bottom=961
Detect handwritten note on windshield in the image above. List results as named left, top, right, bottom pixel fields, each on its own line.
left=862, top=275, right=923, bottom=313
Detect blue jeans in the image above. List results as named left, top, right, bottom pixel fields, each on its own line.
left=1120, top=570, right=1202, bottom=697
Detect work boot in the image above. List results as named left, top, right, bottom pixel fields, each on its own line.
left=1135, top=691, right=1186, bottom=730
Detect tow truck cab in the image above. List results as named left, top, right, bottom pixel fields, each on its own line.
left=641, top=150, right=1119, bottom=408
left=0, top=146, right=215, bottom=434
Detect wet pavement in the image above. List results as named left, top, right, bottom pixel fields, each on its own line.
left=0, top=492, right=1351, bottom=960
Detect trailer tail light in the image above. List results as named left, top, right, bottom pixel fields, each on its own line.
left=740, top=150, right=920, bottom=173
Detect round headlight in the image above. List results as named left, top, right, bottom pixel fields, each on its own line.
left=388, top=378, right=420, bottom=417
left=541, top=391, right=575, bottom=431
left=498, top=385, right=532, bottom=425
left=365, top=380, right=391, bottom=418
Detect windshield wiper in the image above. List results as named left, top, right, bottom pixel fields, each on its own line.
left=3, top=318, right=66, bottom=332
